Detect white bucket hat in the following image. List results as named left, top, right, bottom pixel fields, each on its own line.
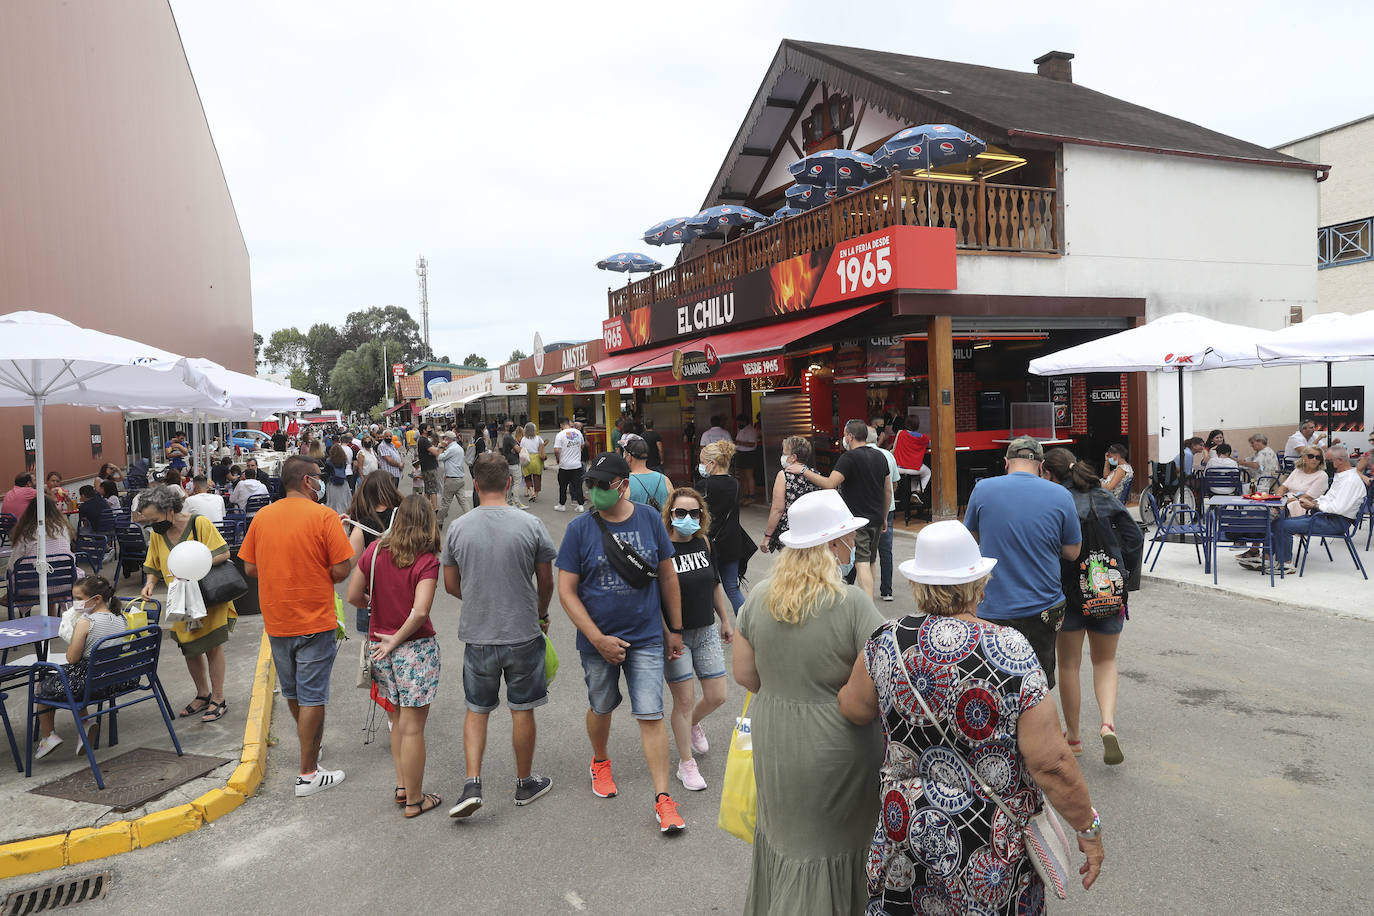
left=779, top=490, right=868, bottom=549
left=899, top=520, right=997, bottom=585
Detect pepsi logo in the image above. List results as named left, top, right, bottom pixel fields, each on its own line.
left=940, top=142, right=954, bottom=152
left=909, top=146, right=922, bottom=156
left=839, top=166, right=851, bottom=177
left=810, top=165, right=822, bottom=174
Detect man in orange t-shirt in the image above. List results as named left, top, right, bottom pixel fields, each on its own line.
left=240, top=455, right=355, bottom=797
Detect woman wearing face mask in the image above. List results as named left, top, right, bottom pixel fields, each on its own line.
left=1100, top=443, right=1134, bottom=501
left=30, top=576, right=131, bottom=760
left=357, top=435, right=380, bottom=479
left=760, top=435, right=819, bottom=553
left=733, top=489, right=885, bottom=916
left=138, top=484, right=238, bottom=722
left=660, top=488, right=734, bottom=792
left=698, top=440, right=748, bottom=613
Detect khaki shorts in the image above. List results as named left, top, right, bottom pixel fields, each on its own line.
left=854, top=524, right=880, bottom=563
left=421, top=468, right=441, bottom=495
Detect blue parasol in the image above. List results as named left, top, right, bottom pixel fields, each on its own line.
left=685, top=205, right=767, bottom=238
left=873, top=124, right=987, bottom=172
left=642, top=217, right=699, bottom=246
left=595, top=252, right=663, bottom=273
left=788, top=149, right=884, bottom=187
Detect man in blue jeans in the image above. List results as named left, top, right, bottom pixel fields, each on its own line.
left=1261, top=445, right=1366, bottom=574
left=556, top=452, right=687, bottom=834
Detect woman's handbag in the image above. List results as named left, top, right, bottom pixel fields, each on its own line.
left=904, top=663, right=1076, bottom=899
left=356, top=546, right=379, bottom=688
left=185, top=515, right=249, bottom=604
left=717, top=692, right=757, bottom=844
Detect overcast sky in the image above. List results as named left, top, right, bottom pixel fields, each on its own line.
left=169, top=0, right=1374, bottom=369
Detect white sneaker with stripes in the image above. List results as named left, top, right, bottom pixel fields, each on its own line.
left=295, top=766, right=346, bottom=797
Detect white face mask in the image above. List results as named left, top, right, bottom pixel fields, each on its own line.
left=780, top=454, right=791, bottom=468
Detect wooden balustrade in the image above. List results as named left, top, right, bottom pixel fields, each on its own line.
left=608, top=172, right=1059, bottom=317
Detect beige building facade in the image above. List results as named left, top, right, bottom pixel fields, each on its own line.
left=0, top=0, right=252, bottom=486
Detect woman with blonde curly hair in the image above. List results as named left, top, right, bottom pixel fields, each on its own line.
left=699, top=439, right=749, bottom=613
left=733, top=489, right=885, bottom=916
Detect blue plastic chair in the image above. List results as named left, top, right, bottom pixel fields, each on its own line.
left=125, top=475, right=148, bottom=492
left=0, top=686, right=20, bottom=772
left=215, top=519, right=244, bottom=547
left=1209, top=504, right=1281, bottom=587
left=117, top=597, right=161, bottom=627
left=115, top=525, right=149, bottom=583
left=1202, top=468, right=1242, bottom=499
left=75, top=534, right=112, bottom=578
left=1144, top=490, right=1206, bottom=571
left=1253, top=475, right=1279, bottom=496
left=1295, top=512, right=1369, bottom=580
left=0, top=512, right=15, bottom=547
left=25, top=625, right=182, bottom=788
left=6, top=556, right=77, bottom=620
left=1276, top=455, right=1296, bottom=474
left=267, top=477, right=283, bottom=501
left=245, top=494, right=272, bottom=517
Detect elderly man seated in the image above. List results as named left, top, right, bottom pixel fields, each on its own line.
left=1244, top=445, right=1366, bottom=574
left=1238, top=433, right=1279, bottom=492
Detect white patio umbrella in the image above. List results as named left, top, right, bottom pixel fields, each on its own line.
left=1028, top=312, right=1276, bottom=472
left=1257, top=312, right=1373, bottom=445
left=0, top=311, right=229, bottom=615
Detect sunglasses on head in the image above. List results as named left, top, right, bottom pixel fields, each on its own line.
left=671, top=507, right=702, bottom=520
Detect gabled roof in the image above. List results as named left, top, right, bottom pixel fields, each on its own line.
left=704, top=40, right=1324, bottom=208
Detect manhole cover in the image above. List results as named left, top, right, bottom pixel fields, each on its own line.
left=3, top=871, right=110, bottom=915
left=27, top=748, right=229, bottom=811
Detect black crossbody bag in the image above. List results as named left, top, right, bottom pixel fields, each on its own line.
left=592, top=511, right=657, bottom=589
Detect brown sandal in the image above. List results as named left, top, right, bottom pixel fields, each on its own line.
left=404, top=793, right=442, bottom=817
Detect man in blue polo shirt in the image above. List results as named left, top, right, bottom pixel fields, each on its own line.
left=963, top=437, right=1081, bottom=687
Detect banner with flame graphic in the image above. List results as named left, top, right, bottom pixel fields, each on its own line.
left=602, top=226, right=955, bottom=354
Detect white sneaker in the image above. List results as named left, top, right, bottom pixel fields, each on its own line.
left=676, top=759, right=707, bottom=791
left=554, top=504, right=567, bottom=512
left=295, top=766, right=346, bottom=797
left=575, top=504, right=585, bottom=513
left=518, top=503, right=530, bottom=510
left=881, top=594, right=895, bottom=602
left=690, top=723, right=709, bottom=755
left=33, top=733, right=62, bottom=760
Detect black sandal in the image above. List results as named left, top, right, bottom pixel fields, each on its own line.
left=403, top=793, right=442, bottom=818
left=394, top=787, right=406, bottom=805
left=200, top=700, right=228, bottom=722
left=181, top=696, right=211, bottom=718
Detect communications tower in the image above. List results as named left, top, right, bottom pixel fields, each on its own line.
left=415, top=255, right=430, bottom=350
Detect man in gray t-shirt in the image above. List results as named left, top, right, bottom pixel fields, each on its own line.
left=440, top=454, right=557, bottom=816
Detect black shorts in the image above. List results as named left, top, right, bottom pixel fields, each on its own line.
left=992, top=604, right=1063, bottom=689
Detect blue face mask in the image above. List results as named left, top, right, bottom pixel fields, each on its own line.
left=672, top=516, right=701, bottom=536
left=835, top=538, right=856, bottom=578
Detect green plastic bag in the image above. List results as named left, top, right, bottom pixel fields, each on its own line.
left=544, top=633, right=559, bottom=685
left=334, top=592, right=348, bottom=642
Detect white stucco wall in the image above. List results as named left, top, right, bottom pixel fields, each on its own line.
left=953, top=144, right=1320, bottom=461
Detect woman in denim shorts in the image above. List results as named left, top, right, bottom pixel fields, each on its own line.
left=346, top=494, right=443, bottom=817
left=660, top=488, right=735, bottom=792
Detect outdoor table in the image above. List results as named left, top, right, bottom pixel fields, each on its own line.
left=0, top=615, right=61, bottom=663
left=1206, top=495, right=1286, bottom=574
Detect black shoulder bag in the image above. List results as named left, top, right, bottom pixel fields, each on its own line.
left=591, top=511, right=657, bottom=589
left=185, top=514, right=250, bottom=605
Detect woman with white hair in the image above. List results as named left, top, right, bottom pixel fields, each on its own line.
left=733, top=489, right=885, bottom=915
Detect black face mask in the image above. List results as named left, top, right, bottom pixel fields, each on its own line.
left=150, top=520, right=174, bottom=535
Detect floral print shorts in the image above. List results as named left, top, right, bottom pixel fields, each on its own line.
left=370, top=635, right=441, bottom=708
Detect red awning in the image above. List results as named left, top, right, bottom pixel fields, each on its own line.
left=590, top=303, right=877, bottom=391
left=586, top=337, right=706, bottom=378
left=382, top=401, right=410, bottom=417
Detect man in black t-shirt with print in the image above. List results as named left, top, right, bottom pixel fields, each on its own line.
left=417, top=425, right=440, bottom=510
left=788, top=419, right=891, bottom=598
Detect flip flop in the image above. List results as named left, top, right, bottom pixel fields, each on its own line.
left=403, top=793, right=443, bottom=818
left=200, top=700, right=228, bottom=722
left=1063, top=732, right=1083, bottom=757
left=180, top=696, right=211, bottom=718
left=1101, top=724, right=1124, bottom=766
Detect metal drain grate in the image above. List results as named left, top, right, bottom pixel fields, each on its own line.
left=2, top=871, right=111, bottom=915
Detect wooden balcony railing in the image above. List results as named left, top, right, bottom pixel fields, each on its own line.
left=609, top=172, right=1059, bottom=316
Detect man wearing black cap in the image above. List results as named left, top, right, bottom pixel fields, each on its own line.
left=555, top=452, right=688, bottom=834
left=962, top=436, right=1081, bottom=686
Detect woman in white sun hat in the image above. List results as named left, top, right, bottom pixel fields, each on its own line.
left=838, top=521, right=1104, bottom=913
left=734, top=490, right=887, bottom=916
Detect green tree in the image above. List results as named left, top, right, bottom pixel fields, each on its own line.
left=263, top=328, right=308, bottom=374
left=329, top=338, right=402, bottom=415
left=341, top=306, right=433, bottom=366
left=463, top=353, right=488, bottom=369
left=509, top=349, right=527, bottom=363
left=253, top=332, right=264, bottom=368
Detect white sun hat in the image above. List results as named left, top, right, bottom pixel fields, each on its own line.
left=899, top=520, right=997, bottom=585
left=779, top=490, right=868, bottom=549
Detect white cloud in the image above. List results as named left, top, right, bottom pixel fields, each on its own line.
left=170, top=0, right=1374, bottom=365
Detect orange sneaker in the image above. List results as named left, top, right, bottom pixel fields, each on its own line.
left=654, top=793, right=685, bottom=833
left=589, top=758, right=617, bottom=798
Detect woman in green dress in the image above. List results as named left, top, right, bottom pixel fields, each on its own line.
left=733, top=490, right=885, bottom=915
left=138, top=485, right=237, bottom=722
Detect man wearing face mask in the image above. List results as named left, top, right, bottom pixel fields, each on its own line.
left=239, top=456, right=356, bottom=798
left=962, top=437, right=1081, bottom=687
left=789, top=419, right=891, bottom=599
left=556, top=452, right=688, bottom=834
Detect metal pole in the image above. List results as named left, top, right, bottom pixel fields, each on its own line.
left=1326, top=360, right=1335, bottom=449
left=33, top=394, right=49, bottom=615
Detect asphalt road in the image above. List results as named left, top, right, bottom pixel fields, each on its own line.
left=5, top=496, right=1371, bottom=915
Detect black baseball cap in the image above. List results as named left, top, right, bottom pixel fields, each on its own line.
left=585, top=452, right=630, bottom=483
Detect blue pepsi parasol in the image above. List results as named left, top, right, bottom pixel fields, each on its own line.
left=684, top=205, right=767, bottom=239
left=642, top=217, right=699, bottom=246
left=873, top=124, right=987, bottom=172
left=784, top=184, right=835, bottom=211
left=788, top=149, right=884, bottom=187
left=595, top=252, right=663, bottom=273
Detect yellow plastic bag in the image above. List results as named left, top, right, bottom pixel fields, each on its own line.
left=123, top=597, right=152, bottom=632
left=717, top=692, right=756, bottom=844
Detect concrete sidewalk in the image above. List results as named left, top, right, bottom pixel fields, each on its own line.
left=0, top=613, right=265, bottom=847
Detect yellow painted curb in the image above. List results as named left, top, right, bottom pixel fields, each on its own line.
left=66, top=822, right=133, bottom=865
left=0, top=630, right=276, bottom=878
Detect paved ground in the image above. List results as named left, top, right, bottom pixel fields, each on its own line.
left=3, top=492, right=1371, bottom=914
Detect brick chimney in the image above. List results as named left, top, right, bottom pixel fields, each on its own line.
left=1034, top=51, right=1074, bottom=82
